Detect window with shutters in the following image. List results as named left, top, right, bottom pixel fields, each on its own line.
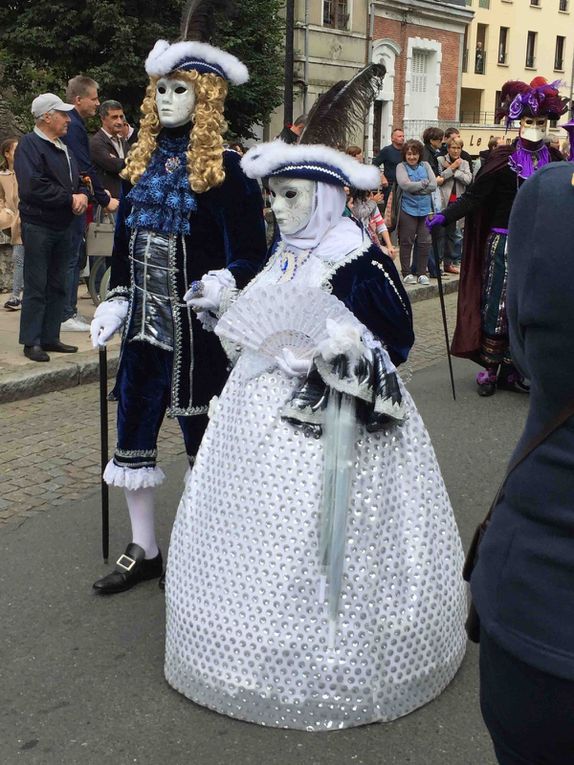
left=404, top=38, right=440, bottom=123
left=411, top=51, right=428, bottom=96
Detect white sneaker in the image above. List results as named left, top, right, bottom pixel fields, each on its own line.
left=61, top=315, right=90, bottom=332
left=403, top=274, right=417, bottom=284
left=418, top=275, right=431, bottom=285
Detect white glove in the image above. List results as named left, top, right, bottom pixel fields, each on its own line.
left=275, top=348, right=312, bottom=378
left=184, top=269, right=236, bottom=312
left=90, top=298, right=129, bottom=348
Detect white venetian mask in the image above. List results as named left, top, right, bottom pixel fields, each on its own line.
left=268, top=177, right=316, bottom=236
left=156, top=77, right=196, bottom=128
left=520, top=116, right=547, bottom=144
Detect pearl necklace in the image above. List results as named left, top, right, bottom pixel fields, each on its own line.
left=277, top=246, right=314, bottom=283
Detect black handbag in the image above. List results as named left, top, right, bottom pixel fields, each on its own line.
left=463, top=399, right=574, bottom=643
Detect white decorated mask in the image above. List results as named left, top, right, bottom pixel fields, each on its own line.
left=520, top=116, right=547, bottom=143
left=268, top=177, right=316, bottom=236
left=156, top=77, right=196, bottom=128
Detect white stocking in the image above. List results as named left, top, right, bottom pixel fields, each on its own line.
left=125, top=487, right=159, bottom=559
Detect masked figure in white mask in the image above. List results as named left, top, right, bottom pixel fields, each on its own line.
left=428, top=77, right=567, bottom=397
left=90, top=4, right=266, bottom=595
left=164, top=65, right=467, bottom=730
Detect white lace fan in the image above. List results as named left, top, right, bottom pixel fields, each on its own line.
left=215, top=283, right=361, bottom=361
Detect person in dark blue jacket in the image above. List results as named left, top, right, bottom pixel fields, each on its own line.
left=15, top=93, right=90, bottom=362
left=61, top=75, right=119, bottom=332
left=471, top=161, right=574, bottom=764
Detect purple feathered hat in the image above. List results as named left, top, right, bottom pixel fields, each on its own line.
left=496, top=77, right=568, bottom=129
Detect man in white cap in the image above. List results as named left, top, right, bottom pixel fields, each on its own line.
left=14, top=93, right=90, bottom=362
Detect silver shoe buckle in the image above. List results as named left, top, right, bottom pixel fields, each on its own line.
left=116, top=554, right=136, bottom=572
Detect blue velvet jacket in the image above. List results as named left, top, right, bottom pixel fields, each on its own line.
left=328, top=241, right=413, bottom=367
left=109, top=148, right=267, bottom=416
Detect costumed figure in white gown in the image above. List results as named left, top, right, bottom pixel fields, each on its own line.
left=165, top=66, right=467, bottom=730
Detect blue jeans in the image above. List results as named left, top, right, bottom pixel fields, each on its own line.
left=438, top=221, right=462, bottom=266
left=19, top=221, right=75, bottom=346
left=63, top=213, right=86, bottom=321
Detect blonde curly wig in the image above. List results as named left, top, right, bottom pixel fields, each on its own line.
left=122, top=69, right=228, bottom=194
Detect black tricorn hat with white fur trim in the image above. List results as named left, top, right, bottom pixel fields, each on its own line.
left=241, top=63, right=385, bottom=189
left=145, top=0, right=248, bottom=85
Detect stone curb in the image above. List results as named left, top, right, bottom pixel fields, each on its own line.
left=0, top=350, right=120, bottom=404
left=406, top=275, right=459, bottom=304
left=0, top=277, right=458, bottom=403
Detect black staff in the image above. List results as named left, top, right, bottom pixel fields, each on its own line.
left=98, top=346, right=110, bottom=561
left=430, top=226, right=456, bottom=401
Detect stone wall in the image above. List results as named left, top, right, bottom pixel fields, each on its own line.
left=0, top=244, right=14, bottom=292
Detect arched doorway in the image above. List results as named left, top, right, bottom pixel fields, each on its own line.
left=369, top=39, right=401, bottom=157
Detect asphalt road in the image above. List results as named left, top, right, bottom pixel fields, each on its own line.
left=0, top=356, right=528, bottom=765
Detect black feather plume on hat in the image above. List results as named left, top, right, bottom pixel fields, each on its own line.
left=299, top=63, right=386, bottom=149
left=179, top=0, right=236, bottom=42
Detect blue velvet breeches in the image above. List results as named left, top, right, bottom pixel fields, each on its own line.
left=113, top=340, right=208, bottom=469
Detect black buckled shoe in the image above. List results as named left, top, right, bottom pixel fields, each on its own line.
left=93, top=543, right=163, bottom=594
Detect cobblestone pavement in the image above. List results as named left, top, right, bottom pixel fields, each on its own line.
left=1, top=293, right=458, bottom=527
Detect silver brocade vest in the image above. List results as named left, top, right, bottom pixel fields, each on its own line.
left=127, top=230, right=177, bottom=350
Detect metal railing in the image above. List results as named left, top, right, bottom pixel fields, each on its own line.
left=458, top=111, right=498, bottom=124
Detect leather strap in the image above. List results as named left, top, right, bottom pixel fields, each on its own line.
left=485, top=399, right=574, bottom=524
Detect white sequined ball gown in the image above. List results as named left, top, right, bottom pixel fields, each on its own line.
left=164, top=244, right=467, bottom=730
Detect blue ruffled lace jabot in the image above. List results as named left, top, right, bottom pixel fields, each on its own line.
left=126, top=127, right=197, bottom=235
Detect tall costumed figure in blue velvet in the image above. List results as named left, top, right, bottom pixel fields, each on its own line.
left=165, top=64, right=467, bottom=729
left=90, top=0, right=267, bottom=594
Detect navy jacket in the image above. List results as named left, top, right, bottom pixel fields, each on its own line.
left=63, top=110, right=110, bottom=208
left=109, top=148, right=267, bottom=416
left=14, top=131, right=89, bottom=230
left=471, top=162, right=574, bottom=680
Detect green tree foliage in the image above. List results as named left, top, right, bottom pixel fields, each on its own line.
left=0, top=0, right=284, bottom=138
left=212, top=0, right=284, bottom=139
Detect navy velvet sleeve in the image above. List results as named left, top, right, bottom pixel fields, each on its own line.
left=214, top=150, right=267, bottom=289
left=108, top=180, right=132, bottom=296
left=330, top=245, right=414, bottom=366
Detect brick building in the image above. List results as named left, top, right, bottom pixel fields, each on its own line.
left=370, top=0, right=473, bottom=152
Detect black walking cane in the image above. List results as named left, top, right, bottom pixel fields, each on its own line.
left=430, top=226, right=457, bottom=401
left=98, top=346, right=110, bottom=562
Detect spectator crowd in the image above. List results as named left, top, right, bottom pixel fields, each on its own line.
left=2, top=87, right=573, bottom=363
